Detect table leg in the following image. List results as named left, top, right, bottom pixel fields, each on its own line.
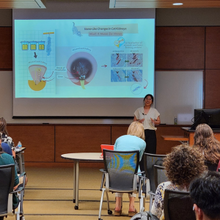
left=73, top=162, right=76, bottom=203
left=16, top=152, right=24, bottom=174
left=74, top=161, right=79, bottom=210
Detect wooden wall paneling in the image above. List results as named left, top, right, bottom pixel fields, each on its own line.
left=204, top=70, right=220, bottom=108
left=156, top=125, right=186, bottom=154
left=55, top=125, right=111, bottom=162
left=206, top=27, right=220, bottom=70
left=155, top=27, right=205, bottom=70
left=7, top=124, right=55, bottom=162
left=111, top=124, right=129, bottom=145
left=0, top=27, right=12, bottom=70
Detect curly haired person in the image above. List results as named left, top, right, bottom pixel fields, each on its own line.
left=151, top=145, right=206, bottom=220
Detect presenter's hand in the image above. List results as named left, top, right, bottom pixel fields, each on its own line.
left=139, top=118, right=145, bottom=123
left=134, top=116, right=144, bottom=123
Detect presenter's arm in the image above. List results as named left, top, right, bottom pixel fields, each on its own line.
left=134, top=115, right=144, bottom=123
left=150, top=116, right=161, bottom=125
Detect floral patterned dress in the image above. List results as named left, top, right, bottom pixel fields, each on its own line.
left=151, top=181, right=187, bottom=220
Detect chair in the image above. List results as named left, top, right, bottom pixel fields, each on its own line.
left=98, top=149, right=139, bottom=220
left=0, top=164, right=26, bottom=220
left=148, top=165, right=168, bottom=211
left=144, top=153, right=167, bottom=193
left=154, top=165, right=168, bottom=187
left=164, top=189, right=196, bottom=220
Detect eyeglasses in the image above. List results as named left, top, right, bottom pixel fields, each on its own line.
left=145, top=98, right=152, bottom=101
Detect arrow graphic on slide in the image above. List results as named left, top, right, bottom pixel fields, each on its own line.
left=144, top=79, right=148, bottom=89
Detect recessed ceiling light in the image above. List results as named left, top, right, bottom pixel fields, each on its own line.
left=173, top=3, right=183, bottom=5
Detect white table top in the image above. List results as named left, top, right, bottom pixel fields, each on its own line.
left=61, top=152, right=103, bottom=162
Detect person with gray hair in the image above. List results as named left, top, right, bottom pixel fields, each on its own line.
left=190, top=171, right=220, bottom=220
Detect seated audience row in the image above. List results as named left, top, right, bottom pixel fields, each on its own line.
left=151, top=144, right=206, bottom=219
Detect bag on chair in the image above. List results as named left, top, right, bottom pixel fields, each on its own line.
left=130, top=211, right=159, bottom=220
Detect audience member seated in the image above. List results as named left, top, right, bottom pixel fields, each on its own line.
left=151, top=144, right=206, bottom=220
left=114, top=121, right=146, bottom=217
left=0, top=117, right=15, bottom=157
left=0, top=143, right=20, bottom=209
left=190, top=171, right=220, bottom=220
left=0, top=132, right=28, bottom=186
left=1, top=142, right=12, bottom=155
left=194, top=123, right=220, bottom=171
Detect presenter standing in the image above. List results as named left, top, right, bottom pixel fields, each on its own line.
left=134, top=94, right=160, bottom=169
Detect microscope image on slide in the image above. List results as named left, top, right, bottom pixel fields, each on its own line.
left=66, top=52, right=97, bottom=89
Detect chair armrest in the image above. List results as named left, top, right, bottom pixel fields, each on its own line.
left=12, top=172, right=26, bottom=193
left=148, top=191, right=155, bottom=196
left=99, top=169, right=106, bottom=173
left=137, top=171, right=145, bottom=176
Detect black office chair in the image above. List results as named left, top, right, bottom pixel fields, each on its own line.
left=98, top=149, right=140, bottom=220
left=205, top=161, right=218, bottom=171
left=143, top=153, right=167, bottom=211
left=164, top=189, right=196, bottom=220
left=144, top=153, right=167, bottom=192
left=154, top=165, right=168, bottom=187
left=0, top=164, right=26, bottom=220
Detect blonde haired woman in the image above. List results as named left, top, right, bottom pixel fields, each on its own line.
left=114, top=121, right=146, bottom=217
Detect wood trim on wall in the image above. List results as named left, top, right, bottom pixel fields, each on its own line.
left=7, top=124, right=186, bottom=167
left=155, top=27, right=205, bottom=70
left=0, top=27, right=12, bottom=70
left=205, top=70, right=220, bottom=108
left=206, top=27, right=220, bottom=70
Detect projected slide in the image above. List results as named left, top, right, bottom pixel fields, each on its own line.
left=14, top=19, right=155, bottom=98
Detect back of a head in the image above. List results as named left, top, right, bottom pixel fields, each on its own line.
left=190, top=171, right=220, bottom=220
left=194, top=123, right=220, bottom=164
left=163, top=144, right=206, bottom=187
left=194, top=123, right=214, bottom=145
left=0, top=132, right=3, bottom=154
left=0, top=117, right=8, bottom=135
left=127, top=121, right=145, bottom=140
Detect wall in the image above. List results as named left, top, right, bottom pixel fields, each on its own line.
left=8, top=123, right=184, bottom=167
left=1, top=8, right=220, bottom=124
left=2, top=7, right=220, bottom=166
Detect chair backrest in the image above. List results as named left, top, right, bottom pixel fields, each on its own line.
left=164, top=189, right=196, bottom=220
left=205, top=161, right=218, bottom=171
left=103, top=149, right=139, bottom=192
left=144, top=153, right=167, bottom=192
left=154, top=165, right=168, bottom=187
left=0, top=164, right=15, bottom=215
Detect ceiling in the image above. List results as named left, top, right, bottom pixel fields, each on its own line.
left=1, top=0, right=220, bottom=9
left=0, top=0, right=46, bottom=9
left=109, top=0, right=220, bottom=8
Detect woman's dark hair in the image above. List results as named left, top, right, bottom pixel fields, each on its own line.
left=0, top=117, right=9, bottom=135
left=0, top=132, right=3, bottom=154
left=143, top=94, right=154, bottom=103
left=0, top=144, right=2, bottom=154
left=190, top=171, right=220, bottom=219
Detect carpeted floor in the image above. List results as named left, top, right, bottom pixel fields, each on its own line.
left=6, top=166, right=149, bottom=220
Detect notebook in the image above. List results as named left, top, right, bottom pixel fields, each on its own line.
left=100, top=144, right=114, bottom=157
